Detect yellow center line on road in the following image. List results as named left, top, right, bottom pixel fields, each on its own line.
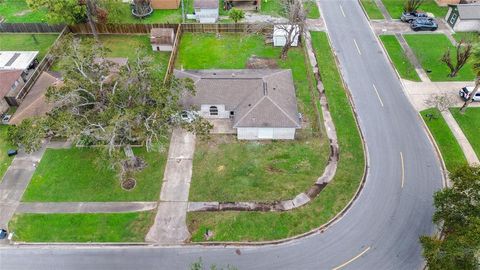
left=332, top=246, right=371, bottom=270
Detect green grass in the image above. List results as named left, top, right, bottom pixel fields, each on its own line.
left=450, top=107, right=480, bottom=159
left=305, top=0, right=320, bottom=19
left=452, top=32, right=480, bottom=44
left=360, top=0, right=385, bottom=20
left=421, top=108, right=467, bottom=171
left=22, top=147, right=167, bottom=202
left=190, top=134, right=329, bottom=202
left=114, top=2, right=194, bottom=23
left=9, top=211, right=154, bottom=242
left=0, top=126, right=15, bottom=181
left=381, top=0, right=448, bottom=19
left=404, top=34, right=476, bottom=82
left=0, top=34, right=58, bottom=60
left=186, top=32, right=364, bottom=242
left=0, top=0, right=47, bottom=23
left=260, top=0, right=284, bottom=17
left=380, top=35, right=420, bottom=81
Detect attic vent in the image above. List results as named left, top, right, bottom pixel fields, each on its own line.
left=263, top=82, right=267, bottom=96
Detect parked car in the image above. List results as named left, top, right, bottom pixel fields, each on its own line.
left=410, top=18, right=438, bottom=31
left=169, top=110, right=198, bottom=124
left=401, top=11, right=428, bottom=22
left=0, top=229, right=7, bottom=240
left=459, top=86, right=480, bottom=102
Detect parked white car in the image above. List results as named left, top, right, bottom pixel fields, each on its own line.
left=459, top=86, right=480, bottom=102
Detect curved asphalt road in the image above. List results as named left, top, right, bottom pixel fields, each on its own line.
left=0, top=1, right=443, bottom=269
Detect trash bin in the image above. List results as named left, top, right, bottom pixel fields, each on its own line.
left=7, top=150, right=17, bottom=157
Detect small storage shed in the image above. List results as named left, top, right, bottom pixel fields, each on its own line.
left=445, top=4, right=480, bottom=32
left=194, top=0, right=219, bottom=23
left=273, top=25, right=300, bottom=47
left=150, top=28, right=175, bottom=52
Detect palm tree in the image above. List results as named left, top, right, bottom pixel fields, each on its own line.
left=460, top=48, right=480, bottom=114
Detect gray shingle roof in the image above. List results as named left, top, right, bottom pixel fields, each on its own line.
left=457, top=4, right=480, bottom=19
left=174, top=69, right=301, bottom=129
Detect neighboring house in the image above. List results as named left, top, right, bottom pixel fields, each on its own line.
left=445, top=3, right=480, bottom=31
left=9, top=72, right=58, bottom=125
left=194, top=0, right=219, bottom=23
left=224, top=0, right=261, bottom=11
left=0, top=51, right=39, bottom=110
left=151, top=0, right=180, bottom=9
left=273, top=25, right=300, bottom=47
left=175, top=69, right=301, bottom=140
left=150, top=28, right=175, bottom=52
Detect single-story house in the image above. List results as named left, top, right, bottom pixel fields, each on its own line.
left=0, top=51, right=39, bottom=110
left=273, top=25, right=300, bottom=47
left=194, top=0, right=219, bottom=23
left=151, top=0, right=180, bottom=9
left=175, top=69, right=301, bottom=140
left=445, top=3, right=480, bottom=31
left=150, top=28, right=175, bottom=52
left=224, top=0, right=261, bottom=11
left=9, top=72, right=59, bottom=125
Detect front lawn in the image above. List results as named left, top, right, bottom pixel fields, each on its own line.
left=0, top=126, right=15, bottom=181
left=404, top=34, right=476, bottom=82
left=186, top=32, right=364, bottom=242
left=360, top=0, right=385, bottom=20
left=305, top=0, right=321, bottom=19
left=22, top=147, right=167, bottom=202
left=450, top=108, right=480, bottom=159
left=260, top=0, right=284, bottom=17
left=9, top=211, right=154, bottom=242
left=381, top=0, right=448, bottom=19
left=0, top=0, right=47, bottom=23
left=190, top=133, right=329, bottom=202
left=380, top=35, right=420, bottom=81
left=421, top=108, right=467, bottom=171
left=453, top=32, right=480, bottom=44
left=0, top=34, right=58, bottom=60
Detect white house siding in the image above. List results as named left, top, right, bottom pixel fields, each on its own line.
left=454, top=19, right=480, bottom=32
left=0, top=99, right=9, bottom=114
left=195, top=8, right=219, bottom=23
left=199, top=104, right=230, bottom=119
left=151, top=44, right=173, bottom=52
left=237, top=127, right=296, bottom=140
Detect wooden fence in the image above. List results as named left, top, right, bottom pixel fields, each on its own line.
left=164, top=24, right=183, bottom=84
left=68, top=23, right=180, bottom=34
left=13, top=26, right=71, bottom=104
left=0, top=23, right=65, bottom=33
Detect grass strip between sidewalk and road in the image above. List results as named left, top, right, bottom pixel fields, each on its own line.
left=9, top=211, right=155, bottom=242
left=450, top=107, right=480, bottom=159
left=360, top=0, right=384, bottom=20
left=186, top=31, right=364, bottom=242
left=380, top=35, right=420, bottom=82
left=421, top=108, right=467, bottom=171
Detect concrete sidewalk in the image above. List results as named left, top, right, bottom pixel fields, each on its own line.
left=146, top=129, right=195, bottom=244
left=441, top=110, right=480, bottom=165
left=16, top=202, right=157, bottom=214
left=0, top=146, right=46, bottom=230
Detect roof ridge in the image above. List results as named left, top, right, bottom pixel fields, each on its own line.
left=233, top=96, right=268, bottom=128
left=265, top=96, right=300, bottom=128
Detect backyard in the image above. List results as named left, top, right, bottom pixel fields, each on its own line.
left=0, top=0, right=47, bottom=23
left=21, top=146, right=168, bottom=202
left=380, top=35, right=420, bottom=81
left=360, top=0, right=384, bottom=20
left=404, top=34, right=476, bottom=82
left=0, top=126, right=14, bottom=181
left=381, top=0, right=448, bottom=19
left=450, top=108, right=480, bottom=159
left=0, top=33, right=59, bottom=60
left=186, top=31, right=364, bottom=241
left=9, top=211, right=154, bottom=242
left=421, top=108, right=467, bottom=171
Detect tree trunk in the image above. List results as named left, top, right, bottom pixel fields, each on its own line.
left=449, top=69, right=458, bottom=77
left=280, top=44, right=290, bottom=60
left=460, top=77, right=480, bottom=114
left=85, top=0, right=98, bottom=40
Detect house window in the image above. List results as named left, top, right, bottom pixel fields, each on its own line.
left=209, top=106, right=218, bottom=116
left=449, top=13, right=458, bottom=25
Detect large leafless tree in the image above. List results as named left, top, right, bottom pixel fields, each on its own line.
left=277, top=0, right=307, bottom=60
left=441, top=40, right=473, bottom=78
